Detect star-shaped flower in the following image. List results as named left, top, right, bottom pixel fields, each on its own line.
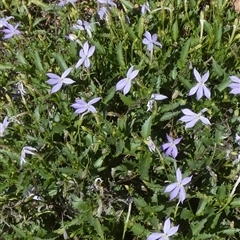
left=228, top=76, right=240, bottom=95
left=162, top=134, right=182, bottom=159
left=0, top=116, right=10, bottom=137
left=20, top=146, right=37, bottom=167
left=0, top=16, right=14, bottom=28
left=2, top=23, right=21, bottom=40
left=147, top=93, right=167, bottom=111
left=58, top=0, right=77, bottom=6
left=179, top=108, right=211, bottom=129
left=46, top=67, right=75, bottom=94
left=76, top=41, right=95, bottom=69
left=147, top=218, right=179, bottom=240
left=189, top=68, right=211, bottom=100
left=142, top=31, right=162, bottom=52
left=71, top=97, right=101, bottom=115
left=141, top=1, right=150, bottom=15
left=164, top=168, right=192, bottom=203
left=116, top=66, right=139, bottom=95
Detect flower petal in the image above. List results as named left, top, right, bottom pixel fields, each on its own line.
left=199, top=116, right=211, bottom=125
left=116, top=79, right=127, bottom=91
left=123, top=81, right=132, bottom=95
left=51, top=82, right=63, bottom=93
left=179, top=187, right=186, bottom=203
left=89, top=97, right=101, bottom=105
left=196, top=85, right=203, bottom=100
left=230, top=76, right=240, bottom=83
left=163, top=218, right=171, bottom=233
left=176, top=168, right=182, bottom=182
left=193, top=68, right=201, bottom=82
left=189, top=84, right=199, bottom=96
left=167, top=225, right=179, bottom=236
left=181, top=176, right=192, bottom=185
left=181, top=108, right=196, bottom=116
left=147, top=233, right=162, bottom=240
left=185, top=119, right=198, bottom=129
left=61, top=67, right=72, bottom=78
left=202, top=70, right=209, bottom=83
left=203, top=85, right=211, bottom=99
left=164, top=183, right=177, bottom=193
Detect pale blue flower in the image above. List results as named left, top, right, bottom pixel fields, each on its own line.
left=20, top=146, right=37, bottom=167
left=98, top=6, right=108, bottom=20
left=142, top=31, right=162, bottom=52
left=116, top=66, right=139, bottom=95
left=0, top=16, right=14, bottom=28
left=164, top=168, right=192, bottom=203
left=0, top=116, right=10, bottom=137
left=73, top=20, right=92, bottom=31
left=179, top=108, right=211, bottom=129
left=76, top=41, right=95, bottom=69
left=229, top=76, right=240, bottom=95
left=46, top=67, right=74, bottom=94
left=141, top=1, right=150, bottom=15
left=162, top=134, right=182, bottom=158
left=71, top=97, right=101, bottom=115
left=2, top=23, right=21, bottom=39
left=97, top=0, right=116, bottom=7
left=147, top=218, right=179, bottom=240
left=58, top=0, right=77, bottom=6
left=147, top=93, right=167, bottom=111
left=189, top=68, right=211, bottom=100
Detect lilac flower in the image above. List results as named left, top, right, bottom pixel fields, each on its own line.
left=164, top=168, right=192, bottom=203
left=65, top=34, right=81, bottom=44
left=147, top=218, right=179, bottom=240
left=73, top=20, right=92, bottom=31
left=144, top=136, right=156, bottom=153
left=142, top=31, right=162, bottom=52
left=179, top=108, right=211, bottom=129
left=2, top=23, right=21, bottom=40
left=0, top=16, right=14, bottom=28
left=229, top=76, right=240, bottom=95
left=141, top=1, right=150, bottom=15
left=76, top=41, right=95, bottom=69
left=0, top=116, right=10, bottom=137
left=98, top=6, right=108, bottom=20
left=20, top=146, right=37, bottom=167
left=71, top=97, right=101, bottom=115
left=189, top=68, right=210, bottom=100
left=116, top=66, right=139, bottom=95
left=97, top=0, right=117, bottom=7
left=147, top=93, right=168, bottom=111
left=162, top=134, right=182, bottom=159
left=58, top=0, right=77, bottom=6
left=236, top=133, right=240, bottom=145
left=46, top=67, right=74, bottom=94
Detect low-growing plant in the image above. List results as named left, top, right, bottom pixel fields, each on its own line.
left=1, top=0, right=240, bottom=239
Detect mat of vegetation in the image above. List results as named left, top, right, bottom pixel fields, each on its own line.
left=1, top=0, right=240, bottom=239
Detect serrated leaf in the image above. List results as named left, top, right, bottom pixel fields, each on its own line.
left=139, top=153, right=151, bottom=180
left=141, top=116, right=152, bottom=139
left=116, top=42, right=125, bottom=67
left=160, top=111, right=180, bottom=121
left=191, top=219, right=207, bottom=236
left=119, top=94, right=135, bottom=106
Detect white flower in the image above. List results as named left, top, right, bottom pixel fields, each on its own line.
left=20, top=146, right=37, bottom=167
left=0, top=117, right=10, bottom=137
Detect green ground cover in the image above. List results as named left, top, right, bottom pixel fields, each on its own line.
left=1, top=0, right=240, bottom=239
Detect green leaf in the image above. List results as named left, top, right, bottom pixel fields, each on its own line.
left=11, top=225, right=26, bottom=237
left=33, top=51, right=44, bottom=71
left=103, top=86, right=116, bottom=104
left=180, top=208, right=194, bottom=220
left=180, top=38, right=191, bottom=61
left=51, top=52, right=68, bottom=71
left=93, top=218, right=104, bottom=239
left=212, top=59, right=224, bottom=76
left=119, top=94, right=135, bottom=107
left=141, top=116, right=152, bottom=139
left=217, top=77, right=231, bottom=92
left=160, top=111, right=180, bottom=121
left=191, top=219, right=207, bottom=236
left=172, top=20, right=179, bottom=41
left=119, top=0, right=134, bottom=9
left=139, top=153, right=152, bottom=180
left=116, top=42, right=125, bottom=67
left=179, top=75, right=192, bottom=90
